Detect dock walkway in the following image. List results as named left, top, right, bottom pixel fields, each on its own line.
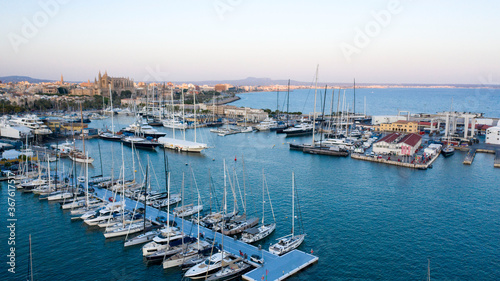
left=463, top=143, right=500, bottom=167
left=94, top=188, right=318, bottom=280
left=463, top=148, right=476, bottom=165
left=494, top=150, right=500, bottom=168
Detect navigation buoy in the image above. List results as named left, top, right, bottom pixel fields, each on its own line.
left=234, top=156, right=237, bottom=161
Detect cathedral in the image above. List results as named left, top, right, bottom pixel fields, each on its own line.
left=94, top=71, right=135, bottom=94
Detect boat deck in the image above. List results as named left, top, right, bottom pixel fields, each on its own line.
left=93, top=188, right=318, bottom=280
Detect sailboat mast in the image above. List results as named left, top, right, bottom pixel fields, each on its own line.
left=312, top=65, right=319, bottom=145
left=287, top=79, right=290, bottom=126
left=194, top=88, right=197, bottom=143
left=320, top=85, right=327, bottom=146
left=353, top=78, right=356, bottom=114
left=110, top=85, right=114, bottom=134
left=336, top=88, right=341, bottom=138
left=276, top=86, right=279, bottom=117
left=328, top=88, right=335, bottom=133
left=85, top=152, right=89, bottom=207
left=97, top=141, right=103, bottom=177
left=223, top=159, right=227, bottom=216
left=242, top=155, right=246, bottom=215
left=80, top=102, right=85, bottom=157
left=167, top=171, right=170, bottom=225
left=197, top=189, right=200, bottom=248
left=292, top=171, right=295, bottom=236
left=262, top=169, right=265, bottom=225
left=171, top=87, right=175, bottom=139
left=144, top=163, right=148, bottom=231
left=131, top=143, right=136, bottom=182
left=182, top=85, right=185, bottom=141
left=121, top=144, right=125, bottom=222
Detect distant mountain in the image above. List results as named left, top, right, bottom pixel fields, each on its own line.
left=177, top=77, right=316, bottom=87
left=0, top=76, right=55, bottom=83
left=177, top=77, right=500, bottom=88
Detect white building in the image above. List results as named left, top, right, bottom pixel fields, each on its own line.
left=371, top=115, right=406, bottom=125
left=485, top=126, right=500, bottom=145
left=372, top=133, right=422, bottom=155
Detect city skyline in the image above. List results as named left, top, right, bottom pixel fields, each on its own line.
left=1, top=1, right=499, bottom=85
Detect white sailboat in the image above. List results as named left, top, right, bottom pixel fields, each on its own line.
left=269, top=171, right=305, bottom=256
left=173, top=170, right=203, bottom=218
left=185, top=175, right=236, bottom=279
left=240, top=171, right=276, bottom=244
left=163, top=189, right=209, bottom=269
left=158, top=86, right=207, bottom=152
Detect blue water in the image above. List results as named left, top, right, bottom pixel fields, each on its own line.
left=230, top=88, right=500, bottom=117
left=1, top=88, right=500, bottom=280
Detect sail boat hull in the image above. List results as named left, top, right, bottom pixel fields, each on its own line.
left=269, top=234, right=305, bottom=256
left=240, top=223, right=276, bottom=244
left=158, top=137, right=207, bottom=153
left=98, top=133, right=123, bottom=141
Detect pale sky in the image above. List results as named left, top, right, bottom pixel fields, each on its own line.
left=1, top=0, right=499, bottom=84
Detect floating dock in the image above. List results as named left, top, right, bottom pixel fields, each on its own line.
left=93, top=188, right=318, bottom=280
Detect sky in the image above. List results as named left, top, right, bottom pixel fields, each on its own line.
left=1, top=0, right=499, bottom=84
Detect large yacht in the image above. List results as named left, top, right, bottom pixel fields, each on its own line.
left=10, top=115, right=52, bottom=136
left=0, top=117, right=33, bottom=139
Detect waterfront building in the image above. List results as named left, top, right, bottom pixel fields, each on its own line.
left=485, top=125, right=500, bottom=145
left=206, top=105, right=268, bottom=122
left=214, top=84, right=231, bottom=92
left=371, top=115, right=407, bottom=125
left=70, top=87, right=99, bottom=96
left=372, top=133, right=422, bottom=155
left=376, top=120, right=419, bottom=133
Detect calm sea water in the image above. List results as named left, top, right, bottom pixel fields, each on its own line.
left=1, top=88, right=499, bottom=280
left=230, top=88, right=500, bottom=118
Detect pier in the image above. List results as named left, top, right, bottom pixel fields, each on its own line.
left=93, top=188, right=318, bottom=280
left=462, top=143, right=500, bottom=168
left=463, top=148, right=476, bottom=165
left=351, top=151, right=440, bottom=170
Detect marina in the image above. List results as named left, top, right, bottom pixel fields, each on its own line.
left=3, top=0, right=500, bottom=279
left=90, top=188, right=319, bottom=280
left=1, top=87, right=500, bottom=280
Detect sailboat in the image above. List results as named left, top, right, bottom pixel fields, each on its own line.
left=184, top=168, right=237, bottom=279
left=240, top=171, right=276, bottom=244
left=173, top=168, right=203, bottom=218
left=441, top=100, right=455, bottom=157
left=104, top=164, right=152, bottom=238
left=214, top=163, right=258, bottom=236
left=163, top=187, right=211, bottom=269
left=269, top=171, right=305, bottom=256
left=99, top=85, right=123, bottom=141
left=158, top=86, right=208, bottom=152
left=69, top=102, right=94, bottom=164
left=289, top=66, right=319, bottom=150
